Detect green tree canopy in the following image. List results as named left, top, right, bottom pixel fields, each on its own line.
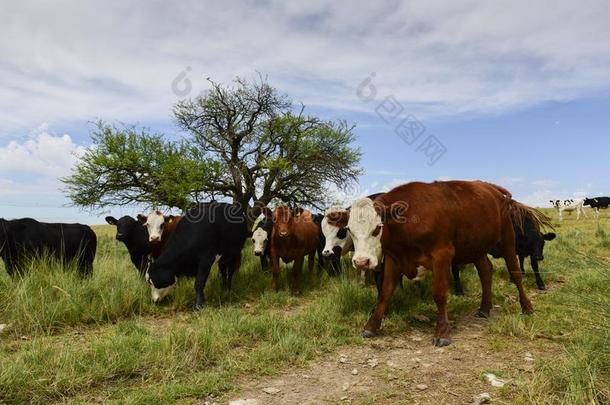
left=63, top=76, right=362, bottom=212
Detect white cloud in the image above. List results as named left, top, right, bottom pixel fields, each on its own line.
left=1, top=1, right=610, bottom=134
left=0, top=125, right=85, bottom=197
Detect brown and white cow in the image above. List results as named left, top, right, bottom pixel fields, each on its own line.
left=334, top=181, right=535, bottom=347
left=137, top=211, right=183, bottom=259
left=265, top=206, right=320, bottom=295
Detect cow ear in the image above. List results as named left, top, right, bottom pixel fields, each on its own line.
left=295, top=207, right=304, bottom=217
left=137, top=214, right=148, bottom=224
left=166, top=215, right=174, bottom=223
left=105, top=216, right=118, bottom=225
left=544, top=233, right=556, bottom=241
left=262, top=207, right=273, bottom=218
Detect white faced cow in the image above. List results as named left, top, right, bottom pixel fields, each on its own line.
left=550, top=199, right=586, bottom=221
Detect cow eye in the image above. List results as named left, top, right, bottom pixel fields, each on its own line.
left=337, top=228, right=348, bottom=239
left=371, top=225, right=382, bottom=237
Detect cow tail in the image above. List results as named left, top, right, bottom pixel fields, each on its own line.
left=510, top=201, right=554, bottom=234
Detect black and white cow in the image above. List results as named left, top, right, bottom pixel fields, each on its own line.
left=312, top=213, right=339, bottom=275
left=550, top=199, right=586, bottom=221
left=0, top=218, right=96, bottom=276
left=251, top=214, right=273, bottom=271
left=105, top=215, right=152, bottom=275
left=145, top=202, right=249, bottom=308
left=584, top=197, right=610, bottom=219
left=490, top=214, right=556, bottom=290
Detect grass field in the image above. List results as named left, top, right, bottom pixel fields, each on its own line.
left=1, top=209, right=610, bottom=404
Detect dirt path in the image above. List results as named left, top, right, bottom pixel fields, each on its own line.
left=225, top=315, right=553, bottom=405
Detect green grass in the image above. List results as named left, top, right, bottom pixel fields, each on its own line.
left=1, top=212, right=609, bottom=403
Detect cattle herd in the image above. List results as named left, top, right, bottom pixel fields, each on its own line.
left=1, top=180, right=608, bottom=346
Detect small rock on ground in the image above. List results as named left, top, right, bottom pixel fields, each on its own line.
left=416, top=384, right=428, bottom=391
left=261, top=387, right=281, bottom=395
left=474, top=392, right=492, bottom=404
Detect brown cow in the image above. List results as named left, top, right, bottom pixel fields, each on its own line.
left=334, top=181, right=535, bottom=346
left=266, top=206, right=320, bottom=295
left=137, top=211, right=183, bottom=259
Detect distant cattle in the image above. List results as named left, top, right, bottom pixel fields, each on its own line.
left=137, top=211, right=183, bottom=258
left=490, top=205, right=556, bottom=290
left=550, top=199, right=586, bottom=221
left=146, top=202, right=249, bottom=308
left=336, top=181, right=535, bottom=346
left=105, top=215, right=153, bottom=274
left=584, top=197, right=610, bottom=218
left=0, top=218, right=96, bottom=276
left=251, top=214, right=273, bottom=271
left=265, top=206, right=320, bottom=295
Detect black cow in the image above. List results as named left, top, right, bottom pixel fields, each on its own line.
left=0, top=218, right=96, bottom=276
left=146, top=202, right=249, bottom=308
left=251, top=215, right=273, bottom=271
left=490, top=214, right=556, bottom=290
left=105, top=215, right=152, bottom=274
left=584, top=197, right=610, bottom=218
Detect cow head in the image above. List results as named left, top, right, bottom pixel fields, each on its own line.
left=138, top=211, right=175, bottom=243
left=322, top=207, right=351, bottom=257
left=583, top=198, right=595, bottom=207
left=145, top=263, right=176, bottom=302
left=271, top=205, right=303, bottom=238
left=348, top=198, right=408, bottom=270
left=106, top=215, right=143, bottom=242
left=251, top=227, right=268, bottom=256
left=532, top=232, right=557, bottom=261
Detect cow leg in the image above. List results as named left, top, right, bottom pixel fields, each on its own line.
left=270, top=251, right=281, bottom=292
left=559, top=209, right=563, bottom=221
left=329, top=256, right=341, bottom=277
left=226, top=253, right=241, bottom=290
left=218, top=256, right=229, bottom=290
left=531, top=258, right=546, bottom=290
left=519, top=255, right=526, bottom=275
left=308, top=252, right=315, bottom=274
left=452, top=264, right=464, bottom=296
left=260, top=254, right=268, bottom=272
left=291, top=256, right=304, bottom=296
left=474, top=256, right=493, bottom=318
left=431, top=249, right=453, bottom=347
left=363, top=257, right=400, bottom=338
left=194, top=252, right=217, bottom=310
left=501, top=228, right=534, bottom=315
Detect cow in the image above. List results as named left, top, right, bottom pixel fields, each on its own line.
left=0, top=218, right=96, bottom=276
left=584, top=197, right=610, bottom=219
left=490, top=204, right=556, bottom=290
left=334, top=181, right=535, bottom=347
left=251, top=214, right=273, bottom=271
left=312, top=213, right=340, bottom=276
left=145, top=202, right=249, bottom=308
left=265, top=205, right=320, bottom=295
left=137, top=211, right=183, bottom=258
left=324, top=197, right=466, bottom=296
left=105, top=215, right=153, bottom=274
left=550, top=199, right=586, bottom=221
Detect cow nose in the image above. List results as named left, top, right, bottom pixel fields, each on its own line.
left=150, top=236, right=160, bottom=242
left=353, top=257, right=370, bottom=269
left=279, top=231, right=288, bottom=237
left=322, top=249, right=332, bottom=256
left=254, top=251, right=262, bottom=256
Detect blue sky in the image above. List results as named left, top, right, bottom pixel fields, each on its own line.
left=1, top=1, right=610, bottom=223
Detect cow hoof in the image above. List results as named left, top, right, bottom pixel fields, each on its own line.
left=522, top=307, right=534, bottom=315
left=193, top=302, right=205, bottom=311
left=433, top=338, right=451, bottom=347
left=361, top=330, right=376, bottom=339
left=537, top=284, right=546, bottom=291
left=475, top=309, right=490, bottom=318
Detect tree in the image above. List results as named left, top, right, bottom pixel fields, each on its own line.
left=63, top=76, right=362, bottom=213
